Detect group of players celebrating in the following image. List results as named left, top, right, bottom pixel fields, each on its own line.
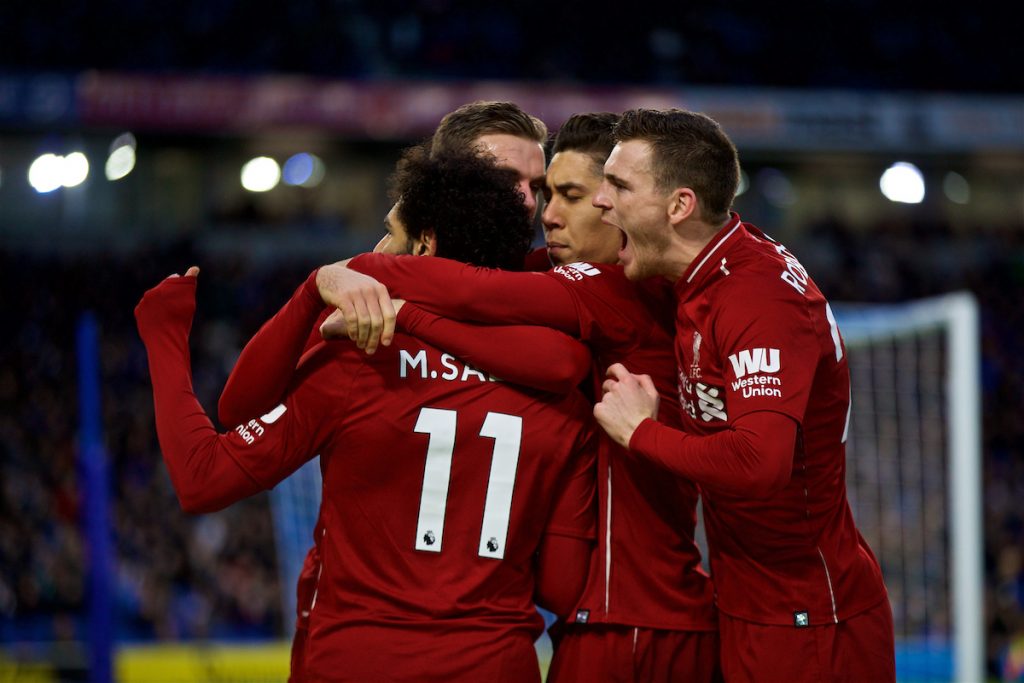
left=135, top=101, right=896, bottom=682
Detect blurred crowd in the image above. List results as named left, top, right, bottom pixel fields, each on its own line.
left=0, top=247, right=306, bottom=643
left=0, top=0, right=1017, bottom=94
left=0, top=214, right=1022, bottom=676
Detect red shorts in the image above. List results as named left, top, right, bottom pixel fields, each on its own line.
left=547, top=623, right=721, bottom=683
left=719, top=600, right=895, bottom=683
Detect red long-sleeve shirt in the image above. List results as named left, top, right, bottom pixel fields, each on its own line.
left=135, top=274, right=599, bottom=682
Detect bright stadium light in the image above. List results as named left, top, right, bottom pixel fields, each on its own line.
left=241, top=156, right=281, bottom=192
left=880, top=162, right=925, bottom=204
left=28, top=153, right=64, bottom=193
left=61, top=152, right=90, bottom=188
left=943, top=171, right=970, bottom=205
left=106, top=132, right=138, bottom=181
left=282, top=153, right=325, bottom=187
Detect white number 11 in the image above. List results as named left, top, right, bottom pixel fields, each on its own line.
left=413, top=408, right=522, bottom=560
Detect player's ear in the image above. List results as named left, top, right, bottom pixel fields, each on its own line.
left=415, top=229, right=437, bottom=257
left=668, top=187, right=698, bottom=226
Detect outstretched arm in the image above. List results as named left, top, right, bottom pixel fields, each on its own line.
left=595, top=363, right=796, bottom=498
left=136, top=269, right=330, bottom=513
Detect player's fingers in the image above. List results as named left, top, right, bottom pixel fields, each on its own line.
left=601, top=378, right=619, bottom=395
left=349, top=296, right=372, bottom=349
left=376, top=286, right=397, bottom=348
left=606, top=363, right=630, bottom=381
left=637, top=373, right=657, bottom=397
left=363, top=300, right=385, bottom=355
left=350, top=294, right=378, bottom=350
left=320, top=309, right=348, bottom=339
left=184, top=266, right=200, bottom=278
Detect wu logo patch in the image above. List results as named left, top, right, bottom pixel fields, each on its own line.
left=575, top=609, right=590, bottom=624
left=728, top=348, right=780, bottom=379
left=794, top=611, right=809, bottom=628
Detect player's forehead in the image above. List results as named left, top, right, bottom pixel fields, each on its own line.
left=475, top=133, right=545, bottom=181
left=604, top=139, right=655, bottom=185
left=547, top=150, right=602, bottom=188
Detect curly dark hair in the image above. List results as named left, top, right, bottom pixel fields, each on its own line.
left=388, top=144, right=533, bottom=271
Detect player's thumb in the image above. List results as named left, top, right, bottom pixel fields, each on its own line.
left=184, top=266, right=200, bottom=278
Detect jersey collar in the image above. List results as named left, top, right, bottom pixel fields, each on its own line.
left=676, top=213, right=744, bottom=292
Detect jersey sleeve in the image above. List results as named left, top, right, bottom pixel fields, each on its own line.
left=135, top=275, right=344, bottom=513
left=218, top=270, right=329, bottom=427
left=543, top=417, right=598, bottom=540
left=348, top=253, right=581, bottom=334
left=541, top=263, right=666, bottom=351
left=397, top=303, right=591, bottom=393
left=712, top=279, right=820, bottom=425
left=629, top=411, right=797, bottom=498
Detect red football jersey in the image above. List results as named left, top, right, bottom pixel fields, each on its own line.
left=349, top=254, right=717, bottom=631
left=136, top=278, right=597, bottom=683
left=632, top=215, right=887, bottom=626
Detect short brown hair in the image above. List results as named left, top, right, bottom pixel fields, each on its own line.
left=552, top=112, right=620, bottom=168
left=431, top=101, right=548, bottom=157
left=614, top=109, right=739, bottom=223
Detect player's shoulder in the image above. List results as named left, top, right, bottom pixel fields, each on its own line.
left=709, top=229, right=827, bottom=329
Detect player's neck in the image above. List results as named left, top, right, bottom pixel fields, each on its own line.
left=666, top=218, right=726, bottom=279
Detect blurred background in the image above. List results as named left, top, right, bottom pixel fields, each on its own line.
left=0, top=1, right=1021, bottom=681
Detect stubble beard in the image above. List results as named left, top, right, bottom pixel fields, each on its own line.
left=625, top=225, right=672, bottom=281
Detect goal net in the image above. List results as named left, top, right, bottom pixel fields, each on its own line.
left=836, top=292, right=982, bottom=683
left=268, top=293, right=984, bottom=683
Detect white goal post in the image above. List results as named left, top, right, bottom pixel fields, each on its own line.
left=836, top=292, right=982, bottom=683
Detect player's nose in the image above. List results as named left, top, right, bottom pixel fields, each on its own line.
left=541, top=201, right=562, bottom=231
left=593, top=183, right=612, bottom=210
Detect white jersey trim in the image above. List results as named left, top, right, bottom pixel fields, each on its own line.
left=686, top=218, right=742, bottom=284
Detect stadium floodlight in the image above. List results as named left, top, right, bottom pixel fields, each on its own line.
left=106, top=133, right=138, bottom=181
left=942, top=172, right=970, bottom=205
left=282, top=153, right=326, bottom=188
left=61, top=152, right=90, bottom=188
left=880, top=162, right=925, bottom=204
left=28, top=153, right=65, bottom=193
left=241, top=156, right=281, bottom=192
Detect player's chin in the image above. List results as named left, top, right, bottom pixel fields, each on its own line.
left=546, top=244, right=572, bottom=264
